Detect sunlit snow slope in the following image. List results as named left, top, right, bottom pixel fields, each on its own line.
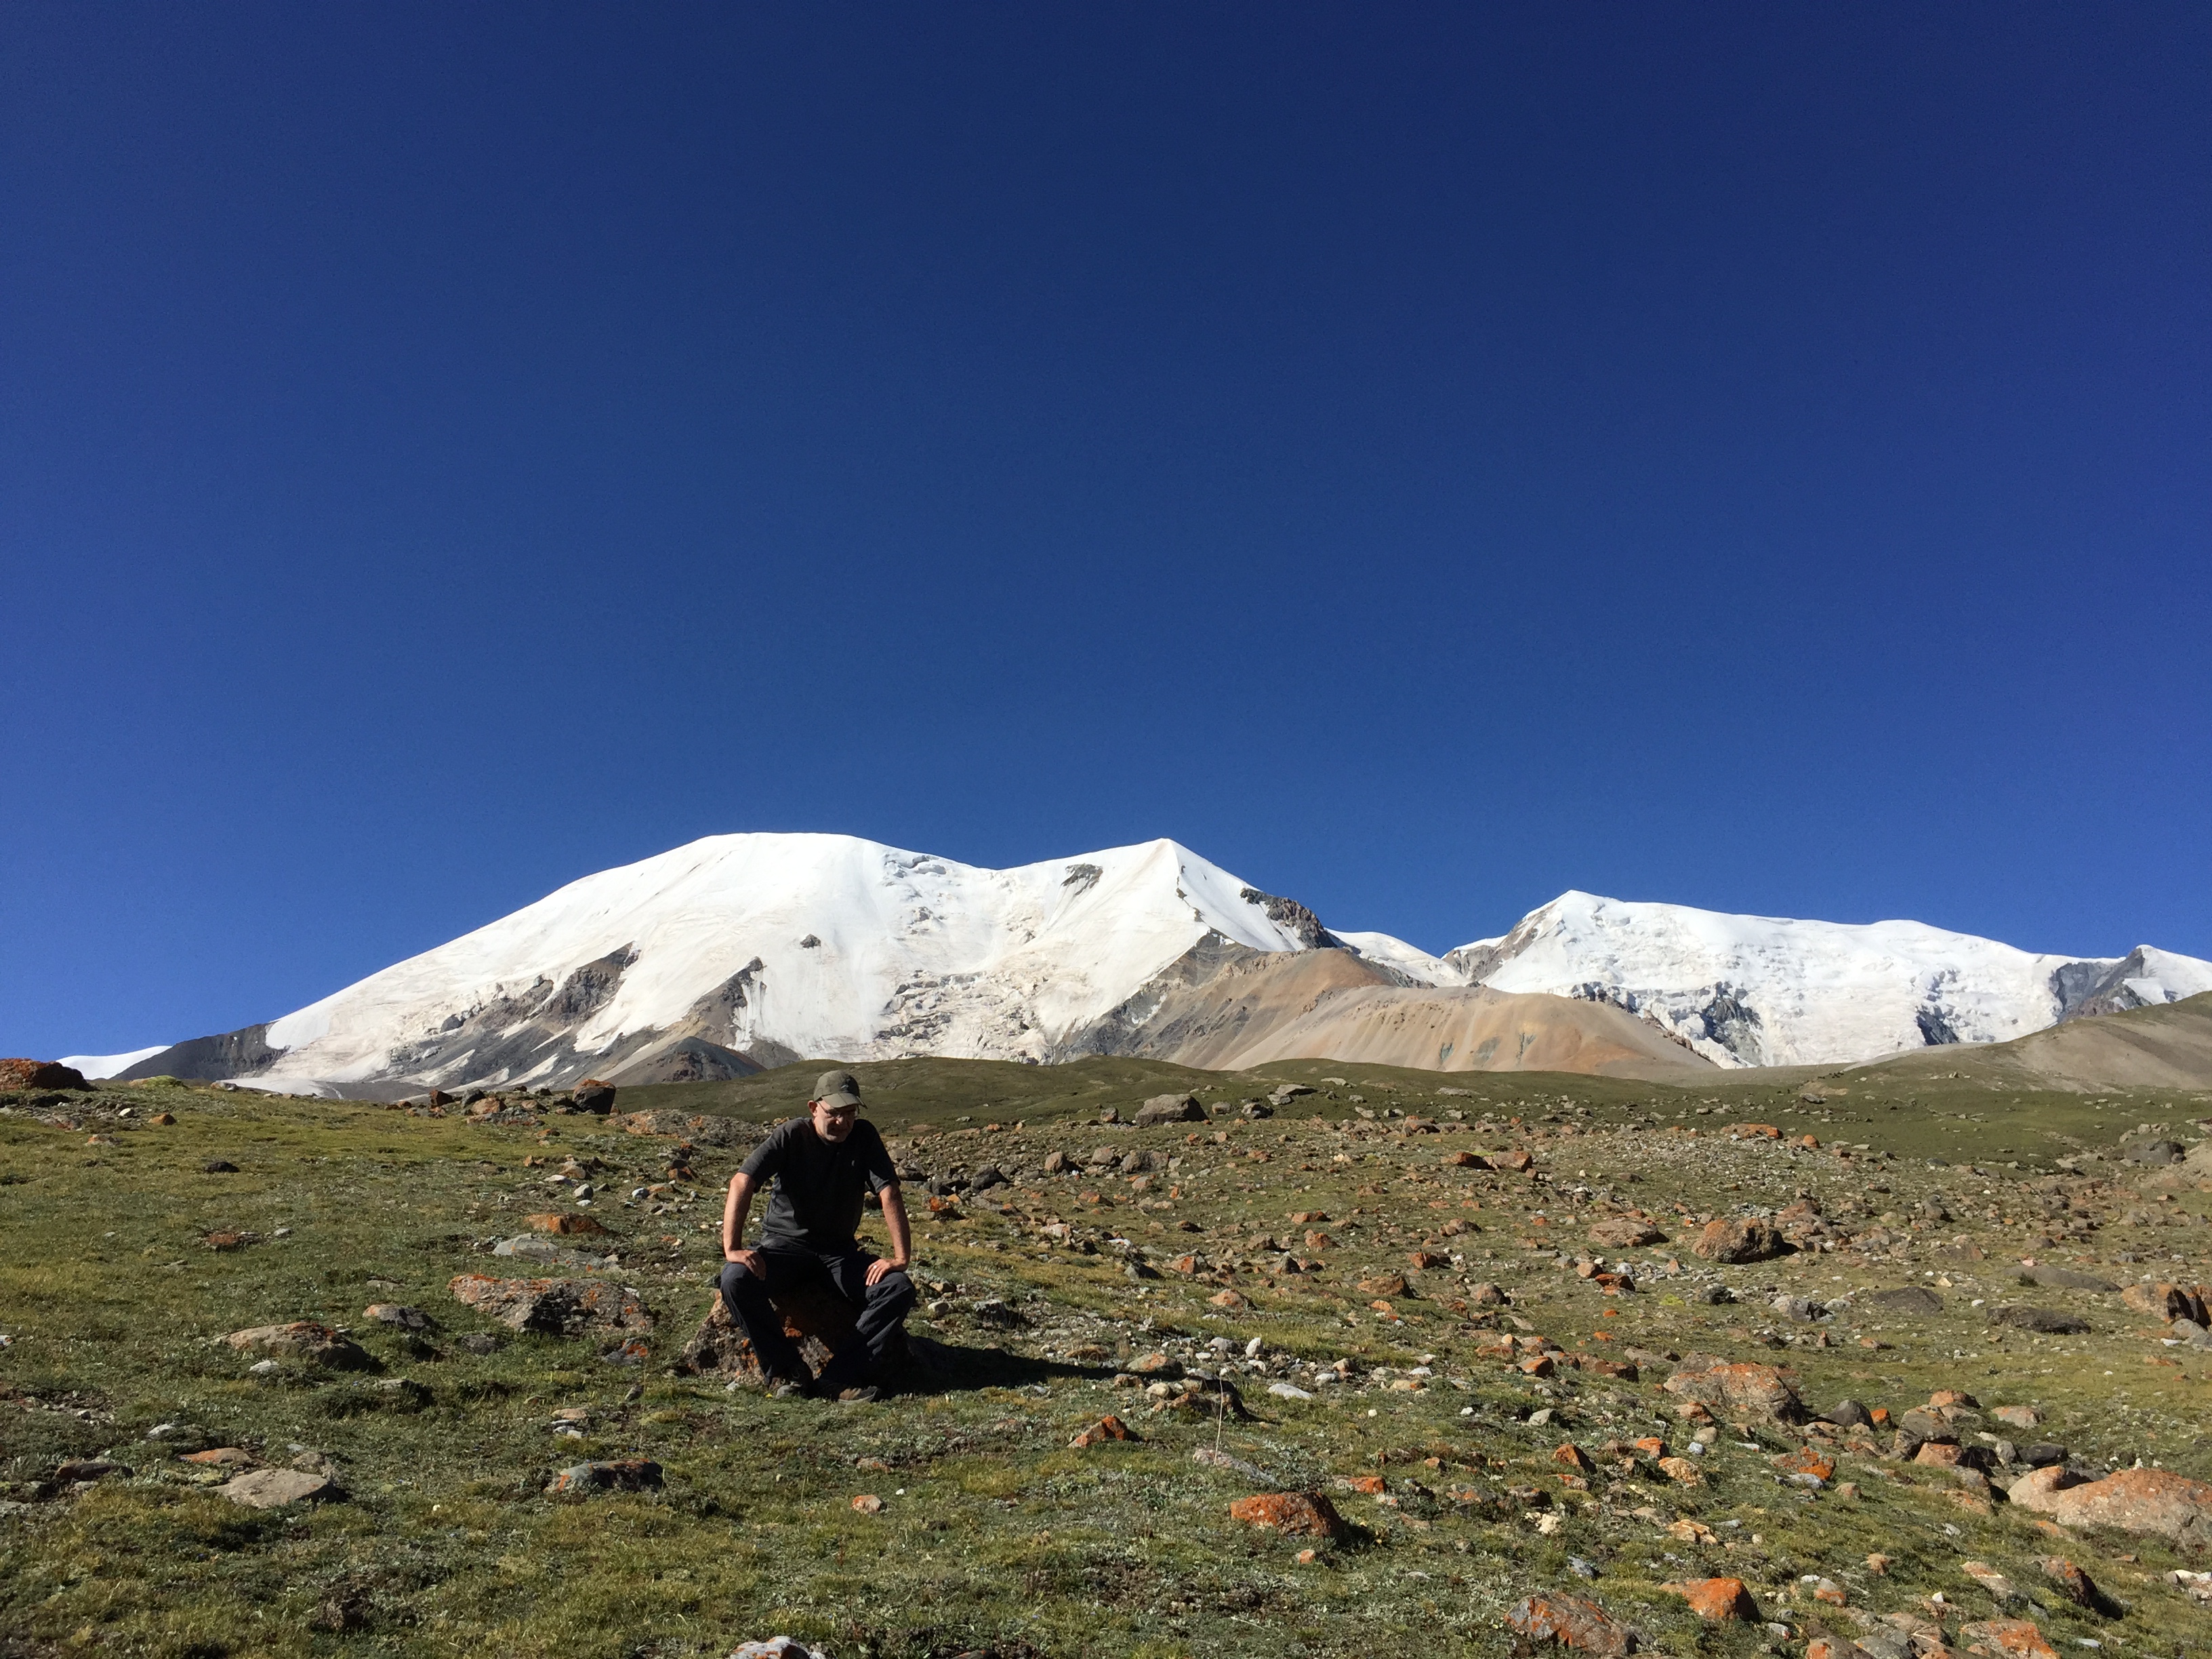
left=159, top=835, right=1322, bottom=1097
left=1416, top=890, right=2212, bottom=1069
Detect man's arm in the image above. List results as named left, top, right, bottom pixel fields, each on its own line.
left=865, top=1183, right=911, bottom=1286
left=722, top=1171, right=760, bottom=1269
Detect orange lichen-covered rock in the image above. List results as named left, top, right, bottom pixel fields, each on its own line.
left=0, top=1059, right=89, bottom=1091
left=1692, top=1217, right=1788, bottom=1263
left=1228, top=1492, right=1345, bottom=1538
left=525, top=1212, right=611, bottom=1236
left=1661, top=1578, right=1759, bottom=1622
left=1663, top=1359, right=1805, bottom=1422
left=1504, top=1594, right=1637, bottom=1655
left=1959, top=1619, right=2058, bottom=1659
left=1068, top=1415, right=1135, bottom=1449
left=1776, top=1445, right=1837, bottom=1481
left=2041, top=1468, right=2212, bottom=1545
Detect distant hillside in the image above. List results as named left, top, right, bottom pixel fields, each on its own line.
left=1059, top=944, right=1713, bottom=1082
left=1851, top=989, right=2212, bottom=1093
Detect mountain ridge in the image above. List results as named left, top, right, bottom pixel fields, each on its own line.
left=58, top=832, right=2212, bottom=1094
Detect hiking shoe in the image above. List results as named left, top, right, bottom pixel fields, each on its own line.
left=836, top=1385, right=880, bottom=1404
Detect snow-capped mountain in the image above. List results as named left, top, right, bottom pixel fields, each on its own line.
left=81, top=836, right=1330, bottom=1097
left=64, top=836, right=2212, bottom=1092
left=1389, top=890, right=2212, bottom=1069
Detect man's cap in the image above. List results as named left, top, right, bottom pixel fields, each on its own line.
left=813, top=1069, right=864, bottom=1110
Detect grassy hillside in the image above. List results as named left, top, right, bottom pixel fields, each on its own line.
left=3, top=1059, right=2210, bottom=1656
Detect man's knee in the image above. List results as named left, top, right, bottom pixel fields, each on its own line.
left=868, top=1269, right=915, bottom=1313
left=718, top=1260, right=767, bottom=1303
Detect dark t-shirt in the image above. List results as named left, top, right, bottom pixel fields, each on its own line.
left=739, top=1115, right=899, bottom=1251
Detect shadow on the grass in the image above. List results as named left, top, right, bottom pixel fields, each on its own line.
left=886, top=1333, right=1109, bottom=1396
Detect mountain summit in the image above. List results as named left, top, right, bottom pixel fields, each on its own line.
left=1412, top=891, right=2212, bottom=1069
left=63, top=834, right=2212, bottom=1094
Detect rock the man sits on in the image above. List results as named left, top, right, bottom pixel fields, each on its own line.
left=718, top=1069, right=914, bottom=1399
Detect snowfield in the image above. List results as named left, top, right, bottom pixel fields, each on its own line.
left=238, top=835, right=1317, bottom=1094
left=1399, top=891, right=2212, bottom=1069
left=56, top=1044, right=171, bottom=1081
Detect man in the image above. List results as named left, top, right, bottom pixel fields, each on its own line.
left=719, top=1068, right=914, bottom=1400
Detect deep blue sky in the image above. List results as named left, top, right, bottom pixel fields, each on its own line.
left=4, top=5, right=2207, bottom=1057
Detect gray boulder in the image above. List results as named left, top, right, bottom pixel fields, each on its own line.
left=1133, top=1092, right=1206, bottom=1128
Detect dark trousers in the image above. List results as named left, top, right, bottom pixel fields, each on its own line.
left=718, top=1243, right=914, bottom=1394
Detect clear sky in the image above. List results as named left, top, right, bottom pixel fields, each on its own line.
left=3, top=4, right=2207, bottom=1059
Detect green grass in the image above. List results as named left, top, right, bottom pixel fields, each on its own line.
left=2, top=1060, right=2209, bottom=1656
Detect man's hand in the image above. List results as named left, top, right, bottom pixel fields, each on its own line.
left=864, top=1254, right=907, bottom=1286
left=725, top=1246, right=760, bottom=1273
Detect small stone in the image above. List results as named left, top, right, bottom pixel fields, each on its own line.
left=1589, top=1217, right=1666, bottom=1248
left=363, top=1303, right=432, bottom=1330
left=729, top=1639, right=817, bottom=1659
left=449, top=1273, right=652, bottom=1338
left=180, top=1448, right=258, bottom=1467
left=1957, top=1618, right=2058, bottom=1659
left=851, top=1493, right=884, bottom=1513
left=1661, top=1578, right=1759, bottom=1622
left=1990, top=1305, right=2087, bottom=1334
left=544, top=1458, right=661, bottom=1496
left=1656, top=1456, right=1704, bottom=1486
left=1068, top=1415, right=1136, bottom=1449
left=203, top=1159, right=239, bottom=1173
left=1662, top=1359, right=1804, bottom=1422
left=1691, top=1218, right=1787, bottom=1263
left=224, top=1322, right=377, bottom=1371
left=1228, top=1492, right=1345, bottom=1538
left=52, top=1459, right=127, bottom=1483
left=1961, top=1561, right=2018, bottom=1602
left=220, top=1469, right=337, bottom=1508
left=2035, top=1557, right=2097, bottom=1608
left=1775, top=1446, right=1837, bottom=1481
left=526, top=1212, right=612, bottom=1236
left=1504, top=1593, right=1637, bottom=1655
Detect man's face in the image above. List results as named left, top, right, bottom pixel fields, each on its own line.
left=810, top=1099, right=860, bottom=1143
